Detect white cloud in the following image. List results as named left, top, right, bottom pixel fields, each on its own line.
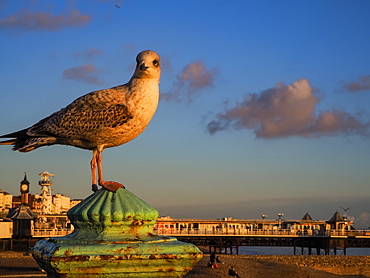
left=343, top=75, right=370, bottom=92
left=63, top=65, right=103, bottom=85
left=161, top=62, right=218, bottom=103
left=0, top=10, right=90, bottom=31
left=73, top=48, right=103, bottom=60
left=207, top=79, right=370, bottom=138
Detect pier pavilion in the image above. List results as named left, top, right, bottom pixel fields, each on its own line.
left=154, top=212, right=354, bottom=237
left=154, top=212, right=370, bottom=255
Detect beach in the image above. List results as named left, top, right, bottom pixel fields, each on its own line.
left=0, top=251, right=45, bottom=277
left=1, top=251, right=370, bottom=278
left=185, top=254, right=370, bottom=278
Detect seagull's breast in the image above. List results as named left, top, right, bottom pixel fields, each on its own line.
left=96, top=79, right=159, bottom=149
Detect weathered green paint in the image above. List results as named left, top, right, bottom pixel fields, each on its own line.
left=32, top=188, right=203, bottom=277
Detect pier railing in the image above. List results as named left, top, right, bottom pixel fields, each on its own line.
left=32, top=229, right=71, bottom=237
left=155, top=228, right=370, bottom=238
left=30, top=228, right=370, bottom=238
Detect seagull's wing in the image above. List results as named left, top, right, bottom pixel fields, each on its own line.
left=1, top=86, right=132, bottom=152
left=28, top=87, right=132, bottom=139
left=340, top=206, right=351, bottom=211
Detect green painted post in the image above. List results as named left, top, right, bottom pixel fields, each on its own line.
left=32, top=188, right=203, bottom=277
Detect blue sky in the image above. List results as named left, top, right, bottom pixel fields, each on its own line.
left=1, top=1, right=370, bottom=228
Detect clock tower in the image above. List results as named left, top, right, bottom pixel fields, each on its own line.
left=20, top=172, right=30, bottom=205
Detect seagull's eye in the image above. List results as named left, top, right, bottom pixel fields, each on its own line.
left=153, top=60, right=159, bottom=67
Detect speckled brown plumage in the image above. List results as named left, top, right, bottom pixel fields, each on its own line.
left=0, top=50, right=161, bottom=192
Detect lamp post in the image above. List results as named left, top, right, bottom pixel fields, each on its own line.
left=277, top=213, right=284, bottom=230
left=261, top=214, right=267, bottom=231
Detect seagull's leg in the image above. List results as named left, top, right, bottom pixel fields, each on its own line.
left=96, top=150, right=125, bottom=192
left=91, top=150, right=99, bottom=192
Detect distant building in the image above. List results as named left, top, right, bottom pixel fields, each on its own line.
left=70, top=199, right=83, bottom=209
left=53, top=194, right=71, bottom=214
left=29, top=193, right=73, bottom=214
left=7, top=204, right=37, bottom=238
left=7, top=171, right=82, bottom=215
left=38, top=171, right=54, bottom=215
left=29, top=194, right=43, bottom=213
left=0, top=189, right=13, bottom=212
left=12, top=195, right=21, bottom=208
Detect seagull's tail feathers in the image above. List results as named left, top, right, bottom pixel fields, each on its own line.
left=0, top=129, right=57, bottom=152
left=0, top=139, right=16, bottom=145
left=0, top=128, right=29, bottom=139
left=14, top=137, right=57, bottom=152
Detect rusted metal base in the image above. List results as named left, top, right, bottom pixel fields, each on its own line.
left=32, top=235, right=202, bottom=277
left=32, top=188, right=203, bottom=277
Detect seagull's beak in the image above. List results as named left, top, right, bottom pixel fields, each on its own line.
left=139, top=63, right=149, bottom=71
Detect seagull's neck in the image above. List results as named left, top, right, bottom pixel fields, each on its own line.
left=128, top=78, right=160, bottom=95
left=126, top=78, right=160, bottom=107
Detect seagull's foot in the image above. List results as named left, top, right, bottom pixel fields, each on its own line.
left=92, top=184, right=99, bottom=192
left=99, top=180, right=125, bottom=192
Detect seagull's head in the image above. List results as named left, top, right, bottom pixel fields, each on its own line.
left=133, top=50, right=161, bottom=80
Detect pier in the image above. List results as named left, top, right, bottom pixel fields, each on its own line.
left=154, top=214, right=370, bottom=255
left=1, top=211, right=370, bottom=255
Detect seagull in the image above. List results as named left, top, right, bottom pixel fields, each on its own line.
left=0, top=50, right=160, bottom=192
left=340, top=206, right=351, bottom=212
left=115, top=5, right=120, bottom=8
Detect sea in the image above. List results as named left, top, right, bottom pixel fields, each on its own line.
left=239, top=246, right=370, bottom=256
